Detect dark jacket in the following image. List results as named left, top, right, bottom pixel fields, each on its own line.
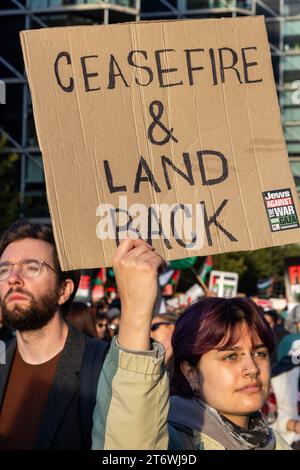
left=0, top=325, right=14, bottom=345
left=0, top=324, right=88, bottom=449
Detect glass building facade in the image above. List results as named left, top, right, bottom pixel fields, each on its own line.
left=0, top=1, right=140, bottom=220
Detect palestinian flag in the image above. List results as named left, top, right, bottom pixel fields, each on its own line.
left=170, top=257, right=198, bottom=270
left=162, top=270, right=181, bottom=296
left=199, top=256, right=213, bottom=282
left=159, top=266, right=175, bottom=287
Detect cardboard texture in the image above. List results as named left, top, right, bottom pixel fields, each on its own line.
left=20, top=17, right=300, bottom=270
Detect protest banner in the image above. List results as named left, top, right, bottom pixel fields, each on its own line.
left=74, top=269, right=94, bottom=303
left=209, top=270, right=239, bottom=298
left=21, top=17, right=300, bottom=269
left=284, top=257, right=300, bottom=304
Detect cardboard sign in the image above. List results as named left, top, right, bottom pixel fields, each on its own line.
left=20, top=17, right=300, bottom=270
left=209, top=270, right=239, bottom=298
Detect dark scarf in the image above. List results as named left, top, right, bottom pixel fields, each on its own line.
left=219, top=411, right=274, bottom=449
left=169, top=396, right=276, bottom=450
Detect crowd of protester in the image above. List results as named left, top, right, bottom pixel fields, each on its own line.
left=0, top=220, right=299, bottom=450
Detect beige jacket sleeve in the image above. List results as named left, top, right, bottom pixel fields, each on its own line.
left=274, top=431, right=292, bottom=450
left=92, top=337, right=169, bottom=450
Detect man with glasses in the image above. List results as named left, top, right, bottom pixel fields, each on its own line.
left=0, top=220, right=86, bottom=450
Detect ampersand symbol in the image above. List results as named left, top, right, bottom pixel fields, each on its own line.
left=147, top=100, right=178, bottom=146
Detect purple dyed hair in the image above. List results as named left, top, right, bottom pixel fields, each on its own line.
left=170, top=297, right=274, bottom=398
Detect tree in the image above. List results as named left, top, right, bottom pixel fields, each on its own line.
left=212, top=244, right=300, bottom=296
left=0, top=133, right=20, bottom=234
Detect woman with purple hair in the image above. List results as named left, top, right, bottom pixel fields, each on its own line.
left=168, top=297, right=290, bottom=450
left=92, top=240, right=290, bottom=450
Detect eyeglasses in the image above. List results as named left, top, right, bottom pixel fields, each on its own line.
left=97, top=322, right=108, bottom=329
left=150, top=322, right=174, bottom=332
left=0, top=259, right=58, bottom=282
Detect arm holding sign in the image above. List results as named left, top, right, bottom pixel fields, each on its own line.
left=92, top=239, right=169, bottom=450
left=116, top=239, right=163, bottom=351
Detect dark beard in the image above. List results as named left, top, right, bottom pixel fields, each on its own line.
left=1, top=286, right=61, bottom=332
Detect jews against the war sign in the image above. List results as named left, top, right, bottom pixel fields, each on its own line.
left=20, top=17, right=300, bottom=269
